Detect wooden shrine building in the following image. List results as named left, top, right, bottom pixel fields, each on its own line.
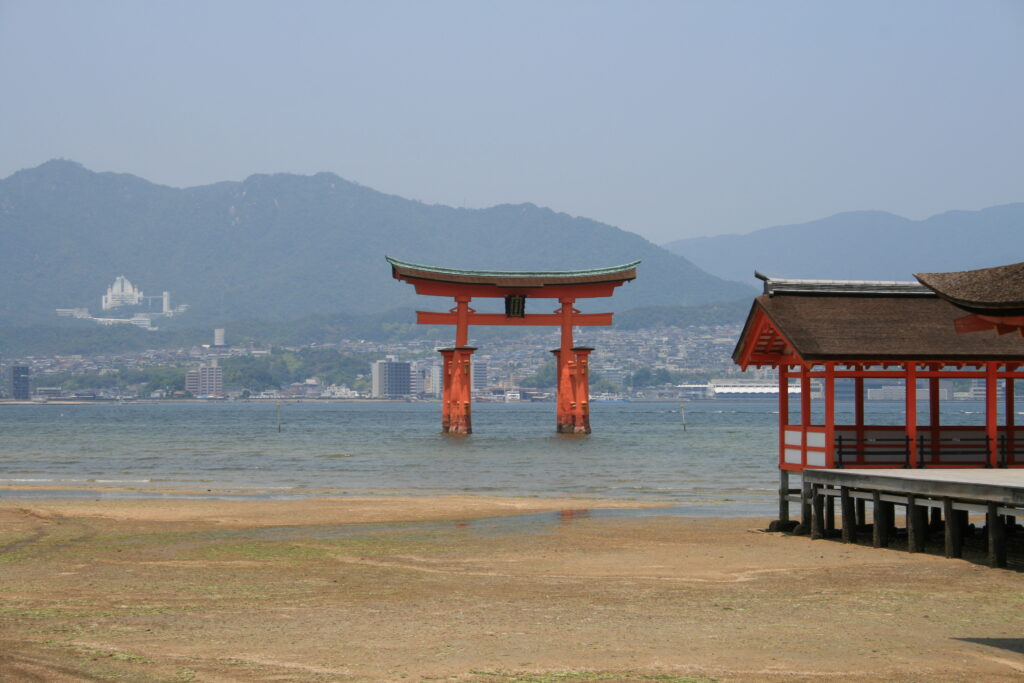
left=387, top=257, right=639, bottom=435
left=733, top=263, right=1024, bottom=565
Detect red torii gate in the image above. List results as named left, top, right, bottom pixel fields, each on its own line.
left=387, top=257, right=639, bottom=435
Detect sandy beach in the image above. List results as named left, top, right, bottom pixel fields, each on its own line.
left=1, top=493, right=1022, bottom=682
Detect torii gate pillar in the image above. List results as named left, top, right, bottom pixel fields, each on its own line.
left=552, top=345, right=594, bottom=434
left=439, top=346, right=475, bottom=434
left=551, top=296, right=594, bottom=433
left=387, top=257, right=639, bottom=435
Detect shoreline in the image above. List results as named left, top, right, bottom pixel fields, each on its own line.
left=0, top=484, right=775, bottom=519
left=0, top=482, right=684, bottom=499
left=0, top=492, right=682, bottom=528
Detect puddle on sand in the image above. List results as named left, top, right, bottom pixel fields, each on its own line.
left=206, top=503, right=761, bottom=544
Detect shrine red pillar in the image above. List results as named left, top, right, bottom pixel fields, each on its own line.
left=905, top=362, right=918, bottom=468
left=572, top=347, right=593, bottom=434
left=437, top=294, right=476, bottom=435
left=800, top=365, right=811, bottom=424
left=855, top=373, right=865, bottom=466
left=551, top=349, right=573, bottom=433
left=439, top=348, right=455, bottom=432
left=986, top=362, right=999, bottom=467
left=444, top=346, right=475, bottom=435
left=778, top=364, right=790, bottom=469
left=554, top=298, right=578, bottom=434
left=777, top=364, right=791, bottom=524
left=929, top=371, right=941, bottom=465
left=799, top=364, right=811, bottom=469
left=1007, top=368, right=1016, bottom=465
left=454, top=295, right=471, bottom=347
left=824, top=362, right=835, bottom=467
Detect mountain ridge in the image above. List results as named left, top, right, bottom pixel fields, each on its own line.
left=663, top=205, right=1024, bottom=283
left=0, top=160, right=754, bottom=324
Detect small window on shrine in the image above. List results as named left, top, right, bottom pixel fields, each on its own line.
left=505, top=294, right=527, bottom=318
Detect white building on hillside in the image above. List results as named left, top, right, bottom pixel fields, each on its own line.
left=102, top=276, right=144, bottom=310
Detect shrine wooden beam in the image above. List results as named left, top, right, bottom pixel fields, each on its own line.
left=408, top=281, right=624, bottom=299
left=417, top=311, right=614, bottom=326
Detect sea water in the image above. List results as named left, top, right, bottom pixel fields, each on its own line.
left=0, top=399, right=993, bottom=516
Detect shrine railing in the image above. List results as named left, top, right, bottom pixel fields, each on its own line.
left=832, top=426, right=1022, bottom=468
left=781, top=425, right=1024, bottom=470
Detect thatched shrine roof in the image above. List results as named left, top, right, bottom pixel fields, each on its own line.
left=915, top=262, right=1024, bottom=315
left=734, top=275, right=1024, bottom=366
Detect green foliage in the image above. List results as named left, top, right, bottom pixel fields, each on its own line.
left=31, top=348, right=375, bottom=394
left=518, top=359, right=557, bottom=388
left=518, top=358, right=620, bottom=392
left=223, top=309, right=422, bottom=346
left=588, top=374, right=623, bottom=394
left=0, top=298, right=747, bottom=358
left=220, top=347, right=377, bottom=391
left=132, top=367, right=187, bottom=395
left=0, top=309, right=424, bottom=357
left=33, top=373, right=119, bottom=391
left=626, top=366, right=679, bottom=387
left=32, top=367, right=187, bottom=395
left=0, top=322, right=199, bottom=357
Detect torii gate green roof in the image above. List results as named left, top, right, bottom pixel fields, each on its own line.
left=386, top=256, right=641, bottom=286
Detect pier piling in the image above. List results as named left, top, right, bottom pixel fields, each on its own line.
left=840, top=487, right=857, bottom=543
left=811, top=486, right=825, bottom=539
left=943, top=498, right=963, bottom=558
left=987, top=502, right=1007, bottom=568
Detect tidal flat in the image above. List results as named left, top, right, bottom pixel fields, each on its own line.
left=1, top=495, right=1023, bottom=681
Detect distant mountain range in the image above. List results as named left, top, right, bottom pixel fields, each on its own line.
left=663, top=205, right=1024, bottom=284
left=0, top=160, right=753, bottom=325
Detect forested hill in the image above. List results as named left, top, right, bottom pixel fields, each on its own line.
left=0, top=300, right=752, bottom=357
left=663, top=205, right=1024, bottom=283
left=0, top=160, right=753, bottom=324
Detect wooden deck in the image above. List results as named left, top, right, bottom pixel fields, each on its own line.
left=806, top=468, right=1024, bottom=505
left=792, top=468, right=1023, bottom=567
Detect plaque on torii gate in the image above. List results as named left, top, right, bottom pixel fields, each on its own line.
left=387, top=257, right=639, bottom=435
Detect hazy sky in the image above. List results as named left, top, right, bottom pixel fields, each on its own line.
left=2, top=1, right=1022, bottom=243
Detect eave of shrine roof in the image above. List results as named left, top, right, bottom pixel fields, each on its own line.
left=754, top=271, right=932, bottom=297
left=915, top=261, right=1024, bottom=313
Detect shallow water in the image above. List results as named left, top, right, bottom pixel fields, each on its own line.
left=0, top=399, right=990, bottom=515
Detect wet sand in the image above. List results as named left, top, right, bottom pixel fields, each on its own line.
left=1, top=494, right=1022, bottom=682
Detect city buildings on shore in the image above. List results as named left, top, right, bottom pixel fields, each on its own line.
left=185, top=361, right=224, bottom=398
left=8, top=365, right=30, bottom=400
left=371, top=356, right=411, bottom=398
left=6, top=318, right=1008, bottom=403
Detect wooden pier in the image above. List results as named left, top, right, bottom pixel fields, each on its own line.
left=791, top=468, right=1023, bottom=567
